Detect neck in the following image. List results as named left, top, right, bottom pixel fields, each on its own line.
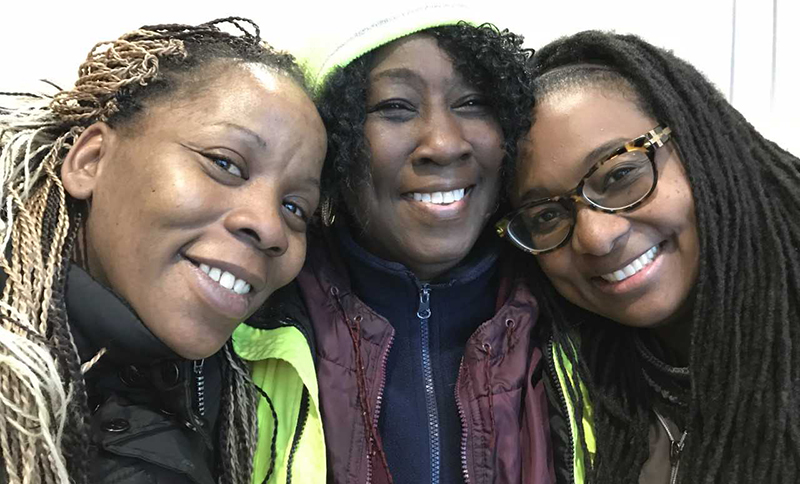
left=651, top=311, right=693, bottom=367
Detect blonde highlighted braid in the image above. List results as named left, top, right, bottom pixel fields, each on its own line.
left=0, top=17, right=305, bottom=484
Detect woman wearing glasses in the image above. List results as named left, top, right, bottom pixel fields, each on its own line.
left=497, top=31, right=800, bottom=483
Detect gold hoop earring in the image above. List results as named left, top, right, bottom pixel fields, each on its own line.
left=321, top=197, right=336, bottom=227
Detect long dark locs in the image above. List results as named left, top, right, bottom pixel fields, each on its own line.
left=0, top=17, right=304, bottom=484
left=529, top=30, right=800, bottom=483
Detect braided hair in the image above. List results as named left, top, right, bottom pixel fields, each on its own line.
left=0, top=18, right=306, bottom=484
left=527, top=30, right=800, bottom=483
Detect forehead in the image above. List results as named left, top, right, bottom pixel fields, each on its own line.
left=137, top=64, right=318, bottom=136
left=368, top=34, right=463, bottom=88
left=129, top=64, right=325, bottom=174
left=514, top=86, right=656, bottom=201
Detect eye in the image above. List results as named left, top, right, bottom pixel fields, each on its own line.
left=282, top=200, right=308, bottom=222
left=522, top=203, right=570, bottom=234
left=607, top=166, right=635, bottom=184
left=532, top=209, right=565, bottom=229
left=455, top=95, right=490, bottom=111
left=367, top=99, right=416, bottom=121
left=205, top=154, right=244, bottom=179
left=601, top=159, right=649, bottom=192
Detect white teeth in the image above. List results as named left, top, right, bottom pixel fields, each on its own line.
left=208, top=267, right=221, bottom=282
left=409, top=188, right=467, bottom=205
left=219, top=271, right=235, bottom=290
left=197, top=263, right=252, bottom=295
left=600, top=245, right=660, bottom=283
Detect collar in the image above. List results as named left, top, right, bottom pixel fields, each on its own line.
left=66, top=264, right=176, bottom=365
left=334, top=219, right=501, bottom=288
left=333, top=220, right=501, bottom=314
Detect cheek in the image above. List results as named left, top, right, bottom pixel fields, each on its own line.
left=270, top=233, right=308, bottom=291
left=364, top=123, right=409, bottom=189
left=469, top=122, right=505, bottom=168
left=536, top=254, right=583, bottom=300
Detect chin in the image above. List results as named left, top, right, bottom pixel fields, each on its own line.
left=611, top=308, right=679, bottom=329
left=167, top=336, right=229, bottom=360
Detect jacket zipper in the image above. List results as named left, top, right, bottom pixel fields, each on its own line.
left=416, top=283, right=441, bottom=484
left=546, top=338, right=576, bottom=484
left=286, top=387, right=310, bottom=484
left=366, top=329, right=394, bottom=484
left=193, top=358, right=206, bottom=417
left=455, top=359, right=471, bottom=484
left=654, top=409, right=687, bottom=484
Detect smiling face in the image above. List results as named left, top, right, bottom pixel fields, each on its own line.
left=65, top=63, right=326, bottom=359
left=348, top=34, right=505, bottom=280
left=513, top=86, right=700, bottom=328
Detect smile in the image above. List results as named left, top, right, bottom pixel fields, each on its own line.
left=407, top=186, right=472, bottom=205
left=198, top=263, right=252, bottom=295
left=600, top=244, right=660, bottom=283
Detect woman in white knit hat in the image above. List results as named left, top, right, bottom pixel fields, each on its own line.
left=236, top=4, right=552, bottom=483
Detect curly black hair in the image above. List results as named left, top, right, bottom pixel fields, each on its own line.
left=527, top=31, right=800, bottom=483
left=315, top=22, right=534, bottom=211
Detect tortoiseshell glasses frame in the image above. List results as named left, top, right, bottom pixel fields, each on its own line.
left=496, top=125, right=672, bottom=254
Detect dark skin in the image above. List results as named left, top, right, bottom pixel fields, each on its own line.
left=514, top=86, right=700, bottom=365
left=348, top=34, right=505, bottom=281
left=61, top=63, right=326, bottom=359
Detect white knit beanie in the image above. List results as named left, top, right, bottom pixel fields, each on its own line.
left=295, top=2, right=492, bottom=92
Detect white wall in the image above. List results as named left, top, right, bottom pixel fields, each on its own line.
left=2, top=0, right=797, bottom=154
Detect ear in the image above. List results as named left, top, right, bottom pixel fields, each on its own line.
left=61, top=122, right=114, bottom=200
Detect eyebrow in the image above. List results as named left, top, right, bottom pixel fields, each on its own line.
left=370, top=67, right=423, bottom=85
left=517, top=136, right=629, bottom=203
left=214, top=122, right=268, bottom=151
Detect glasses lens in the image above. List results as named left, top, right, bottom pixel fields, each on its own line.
left=508, top=201, right=573, bottom=252
left=583, top=149, right=654, bottom=209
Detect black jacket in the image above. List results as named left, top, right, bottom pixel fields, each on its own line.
left=1, top=265, right=222, bottom=484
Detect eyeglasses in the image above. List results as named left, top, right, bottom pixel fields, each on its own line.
left=497, top=125, right=672, bottom=254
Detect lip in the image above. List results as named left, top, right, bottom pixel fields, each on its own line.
left=182, top=256, right=255, bottom=320
left=591, top=242, right=665, bottom=295
left=183, top=254, right=265, bottom=290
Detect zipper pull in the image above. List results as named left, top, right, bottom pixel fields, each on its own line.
left=670, top=431, right=687, bottom=465
left=417, top=284, right=431, bottom=320
left=193, top=359, right=206, bottom=418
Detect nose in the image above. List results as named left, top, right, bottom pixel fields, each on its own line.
left=223, top=188, right=289, bottom=256
left=413, top=109, right=472, bottom=165
left=570, top=205, right=630, bottom=256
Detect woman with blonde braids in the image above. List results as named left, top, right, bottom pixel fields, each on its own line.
left=0, top=17, right=326, bottom=484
